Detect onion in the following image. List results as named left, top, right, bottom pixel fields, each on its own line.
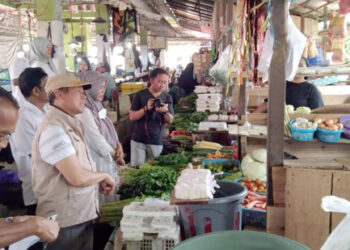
left=319, top=123, right=326, bottom=129
left=329, top=124, right=338, bottom=131
left=325, top=120, right=334, bottom=126
left=337, top=123, right=344, bottom=130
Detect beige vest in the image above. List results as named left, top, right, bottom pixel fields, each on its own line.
left=32, top=106, right=98, bottom=228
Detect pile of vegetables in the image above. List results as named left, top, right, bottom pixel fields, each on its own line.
left=174, top=94, right=197, bottom=113
left=206, top=150, right=231, bottom=159
left=172, top=112, right=209, bottom=133
left=117, top=164, right=180, bottom=200
left=153, top=152, right=191, bottom=169
left=291, top=117, right=317, bottom=129
left=99, top=198, right=135, bottom=223
left=286, top=105, right=311, bottom=115
left=243, top=191, right=267, bottom=210
left=238, top=177, right=267, bottom=193
left=193, top=140, right=222, bottom=150
left=191, top=148, right=233, bottom=157
left=313, top=117, right=343, bottom=131
left=241, top=149, right=267, bottom=181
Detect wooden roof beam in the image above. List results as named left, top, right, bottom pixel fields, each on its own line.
left=167, top=1, right=213, bottom=15
left=301, top=0, right=338, bottom=17
left=170, top=5, right=212, bottom=19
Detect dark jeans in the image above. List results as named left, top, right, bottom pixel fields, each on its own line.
left=46, top=220, right=94, bottom=250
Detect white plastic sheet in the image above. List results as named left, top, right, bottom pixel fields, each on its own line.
left=258, top=15, right=307, bottom=82
left=321, top=196, right=350, bottom=250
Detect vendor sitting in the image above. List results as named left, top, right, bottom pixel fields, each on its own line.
left=286, top=57, right=324, bottom=110
left=253, top=57, right=324, bottom=113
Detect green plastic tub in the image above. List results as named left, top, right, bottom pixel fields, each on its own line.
left=172, top=231, right=310, bottom=250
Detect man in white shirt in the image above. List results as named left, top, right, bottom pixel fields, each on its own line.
left=31, top=73, right=115, bottom=250
left=8, top=57, right=29, bottom=107
left=9, top=67, right=49, bottom=215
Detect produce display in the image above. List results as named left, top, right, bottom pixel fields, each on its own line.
left=206, top=150, right=230, bottom=159
left=118, top=164, right=180, bottom=200
left=193, top=140, right=222, bottom=150
left=286, top=105, right=311, bottom=114
left=241, top=149, right=267, bottom=181
left=291, top=117, right=317, bottom=129
left=99, top=198, right=135, bottom=223
left=237, top=177, right=267, bottom=193
left=191, top=147, right=233, bottom=157
left=174, top=94, right=197, bottom=113
left=243, top=191, right=267, bottom=210
left=313, top=117, right=344, bottom=131
left=172, top=112, right=209, bottom=133
left=153, top=152, right=191, bottom=169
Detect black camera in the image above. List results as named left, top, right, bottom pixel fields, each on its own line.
left=154, top=98, right=163, bottom=108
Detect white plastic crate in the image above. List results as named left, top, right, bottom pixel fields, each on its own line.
left=122, top=234, right=180, bottom=250
left=114, top=229, right=180, bottom=250
left=121, top=201, right=179, bottom=241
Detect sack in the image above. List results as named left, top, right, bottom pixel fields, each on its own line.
left=321, top=196, right=350, bottom=250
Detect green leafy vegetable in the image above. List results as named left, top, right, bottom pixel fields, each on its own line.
left=117, top=164, right=180, bottom=200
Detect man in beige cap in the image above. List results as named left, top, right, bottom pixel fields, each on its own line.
left=31, top=73, right=115, bottom=250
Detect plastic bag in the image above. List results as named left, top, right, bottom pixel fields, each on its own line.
left=209, top=45, right=233, bottom=86
left=320, top=196, right=350, bottom=250
left=258, top=15, right=306, bottom=82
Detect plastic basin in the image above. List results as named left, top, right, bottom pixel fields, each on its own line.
left=178, top=181, right=247, bottom=239
left=172, top=230, right=310, bottom=250
left=289, top=120, right=316, bottom=142
left=339, top=116, right=350, bottom=139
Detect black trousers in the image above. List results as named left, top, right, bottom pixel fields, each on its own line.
left=46, top=220, right=94, bottom=250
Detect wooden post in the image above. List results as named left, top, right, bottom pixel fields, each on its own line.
left=238, top=80, right=248, bottom=116
left=267, top=0, right=288, bottom=205
left=322, top=6, right=328, bottom=59
left=227, top=0, right=234, bottom=45
left=301, top=17, right=305, bottom=34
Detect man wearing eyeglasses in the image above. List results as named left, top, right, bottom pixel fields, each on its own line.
left=0, top=87, right=59, bottom=248
left=9, top=67, right=49, bottom=215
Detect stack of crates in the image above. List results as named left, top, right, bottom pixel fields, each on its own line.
left=121, top=82, right=147, bottom=93
left=120, top=201, right=180, bottom=250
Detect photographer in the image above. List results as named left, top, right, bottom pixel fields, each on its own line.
left=129, top=68, right=174, bottom=166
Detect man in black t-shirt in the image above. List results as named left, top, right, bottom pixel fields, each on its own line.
left=129, top=68, right=174, bottom=166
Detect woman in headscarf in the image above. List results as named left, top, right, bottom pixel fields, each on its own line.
left=78, top=56, right=91, bottom=73
left=28, top=37, right=57, bottom=77
left=77, top=71, right=124, bottom=204
left=178, top=63, right=197, bottom=96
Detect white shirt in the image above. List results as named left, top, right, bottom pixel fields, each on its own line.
left=30, top=61, right=55, bottom=78
left=8, top=57, right=29, bottom=107
left=9, top=100, right=47, bottom=206
left=38, top=125, right=76, bottom=165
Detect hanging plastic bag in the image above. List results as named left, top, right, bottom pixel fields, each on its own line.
left=258, top=15, right=307, bottom=82
left=209, top=45, right=233, bottom=86
left=320, top=196, right=350, bottom=250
